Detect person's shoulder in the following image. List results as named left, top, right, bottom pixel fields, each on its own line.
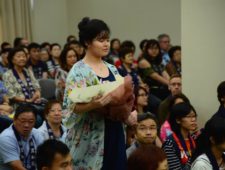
left=191, top=154, right=211, bottom=169
left=0, top=126, right=16, bottom=143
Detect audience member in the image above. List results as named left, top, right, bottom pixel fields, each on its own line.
left=138, top=39, right=170, bottom=100
left=47, top=43, right=61, bottom=78
left=127, top=145, right=168, bottom=170
left=0, top=104, right=44, bottom=170
left=28, top=42, right=48, bottom=79
left=105, top=38, right=120, bottom=65
left=163, top=103, right=197, bottom=170
left=158, top=34, right=171, bottom=66
left=55, top=47, right=78, bottom=101
left=166, top=46, right=181, bottom=76
left=66, top=35, right=77, bottom=43
left=14, top=37, right=29, bottom=47
left=134, top=86, right=149, bottom=114
left=191, top=115, right=225, bottom=170
left=36, top=139, right=73, bottom=170
left=0, top=48, right=11, bottom=79
left=138, top=39, right=148, bottom=59
left=213, top=81, right=225, bottom=118
left=1, top=42, right=11, bottom=51
left=160, top=93, right=190, bottom=142
left=40, top=47, right=50, bottom=62
left=158, top=74, right=182, bottom=125
left=126, top=113, right=162, bottom=158
left=38, top=100, right=67, bottom=142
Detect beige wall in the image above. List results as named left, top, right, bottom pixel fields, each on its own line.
left=67, top=0, right=181, bottom=54
left=181, top=0, right=225, bottom=127
left=32, top=0, right=69, bottom=46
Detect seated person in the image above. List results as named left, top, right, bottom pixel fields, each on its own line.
left=191, top=115, right=225, bottom=170
left=0, top=48, right=10, bottom=79
left=127, top=145, right=168, bottom=170
left=28, top=42, right=48, bottom=79
left=36, top=139, right=73, bottom=170
left=213, top=81, right=225, bottom=118
left=0, top=80, right=13, bottom=133
left=166, top=46, right=181, bottom=76
left=38, top=100, right=67, bottom=142
left=126, top=112, right=162, bottom=158
left=0, top=104, right=44, bottom=170
left=163, top=103, right=197, bottom=170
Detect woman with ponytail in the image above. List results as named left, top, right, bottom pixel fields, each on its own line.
left=191, top=115, right=225, bottom=170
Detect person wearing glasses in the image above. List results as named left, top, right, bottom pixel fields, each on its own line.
left=0, top=104, right=44, bottom=170
left=126, top=113, right=162, bottom=158
left=163, top=103, right=197, bottom=170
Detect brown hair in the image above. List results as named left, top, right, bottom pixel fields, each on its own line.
left=127, top=145, right=167, bottom=170
left=43, top=100, right=61, bottom=117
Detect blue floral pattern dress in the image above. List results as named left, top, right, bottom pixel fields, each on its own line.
left=63, top=60, right=126, bottom=170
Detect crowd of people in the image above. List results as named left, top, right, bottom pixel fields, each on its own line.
left=0, top=17, right=224, bottom=170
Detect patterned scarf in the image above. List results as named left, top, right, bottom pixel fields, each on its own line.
left=12, top=125, right=36, bottom=170
left=46, top=121, right=63, bottom=139
left=12, top=68, right=35, bottom=99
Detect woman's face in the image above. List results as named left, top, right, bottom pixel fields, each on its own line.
left=12, top=51, right=27, bottom=68
left=46, top=103, right=62, bottom=125
left=51, top=45, right=61, bottom=58
left=147, top=45, right=159, bottom=58
left=66, top=50, right=77, bottom=69
left=112, top=40, right=120, bottom=51
left=178, top=110, right=197, bottom=132
left=137, top=89, right=148, bottom=107
left=88, top=35, right=110, bottom=58
left=157, top=159, right=168, bottom=170
left=172, top=50, right=181, bottom=63
left=123, top=52, right=134, bottom=65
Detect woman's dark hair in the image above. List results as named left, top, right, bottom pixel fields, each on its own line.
left=127, top=145, right=167, bottom=170
left=66, top=35, right=76, bottom=43
left=134, top=86, right=148, bottom=106
left=192, top=115, right=225, bottom=165
left=78, top=17, right=110, bottom=48
left=43, top=100, right=61, bottom=118
left=110, top=38, right=120, bottom=51
left=169, top=93, right=190, bottom=110
left=120, top=40, right=136, bottom=53
left=139, top=39, right=148, bottom=51
left=119, top=47, right=134, bottom=60
left=8, top=47, right=27, bottom=68
left=168, top=45, right=181, bottom=59
left=40, top=42, right=50, bottom=50
left=169, top=102, right=196, bottom=134
left=59, top=47, right=78, bottom=71
left=13, top=37, right=23, bottom=47
left=217, top=81, right=225, bottom=104
left=143, top=39, right=162, bottom=65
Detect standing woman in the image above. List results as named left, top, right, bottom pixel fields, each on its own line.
left=63, top=17, right=134, bottom=170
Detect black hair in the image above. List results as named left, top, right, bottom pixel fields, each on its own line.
left=66, top=35, right=76, bottom=43
left=137, top=112, right=158, bottom=125
left=50, top=43, right=61, bottom=51
left=169, top=102, right=196, bottom=134
left=192, top=115, right=225, bottom=165
left=119, top=47, right=134, bottom=59
left=64, top=40, right=80, bottom=49
left=36, top=139, right=70, bottom=170
left=40, top=42, right=51, bottom=49
left=217, top=81, right=225, bottom=104
left=13, top=37, right=23, bottom=47
left=120, top=40, right=136, bottom=53
left=59, top=47, right=78, bottom=71
left=168, top=46, right=181, bottom=59
left=110, top=38, right=120, bottom=51
left=168, top=93, right=190, bottom=110
left=14, top=104, right=37, bottom=120
left=78, top=17, right=110, bottom=48
left=139, top=39, right=148, bottom=51
left=28, top=42, right=40, bottom=52
left=1, top=42, right=11, bottom=51
left=8, top=47, right=27, bottom=68
left=143, top=39, right=162, bottom=65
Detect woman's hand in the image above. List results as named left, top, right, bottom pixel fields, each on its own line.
left=90, top=93, right=112, bottom=109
